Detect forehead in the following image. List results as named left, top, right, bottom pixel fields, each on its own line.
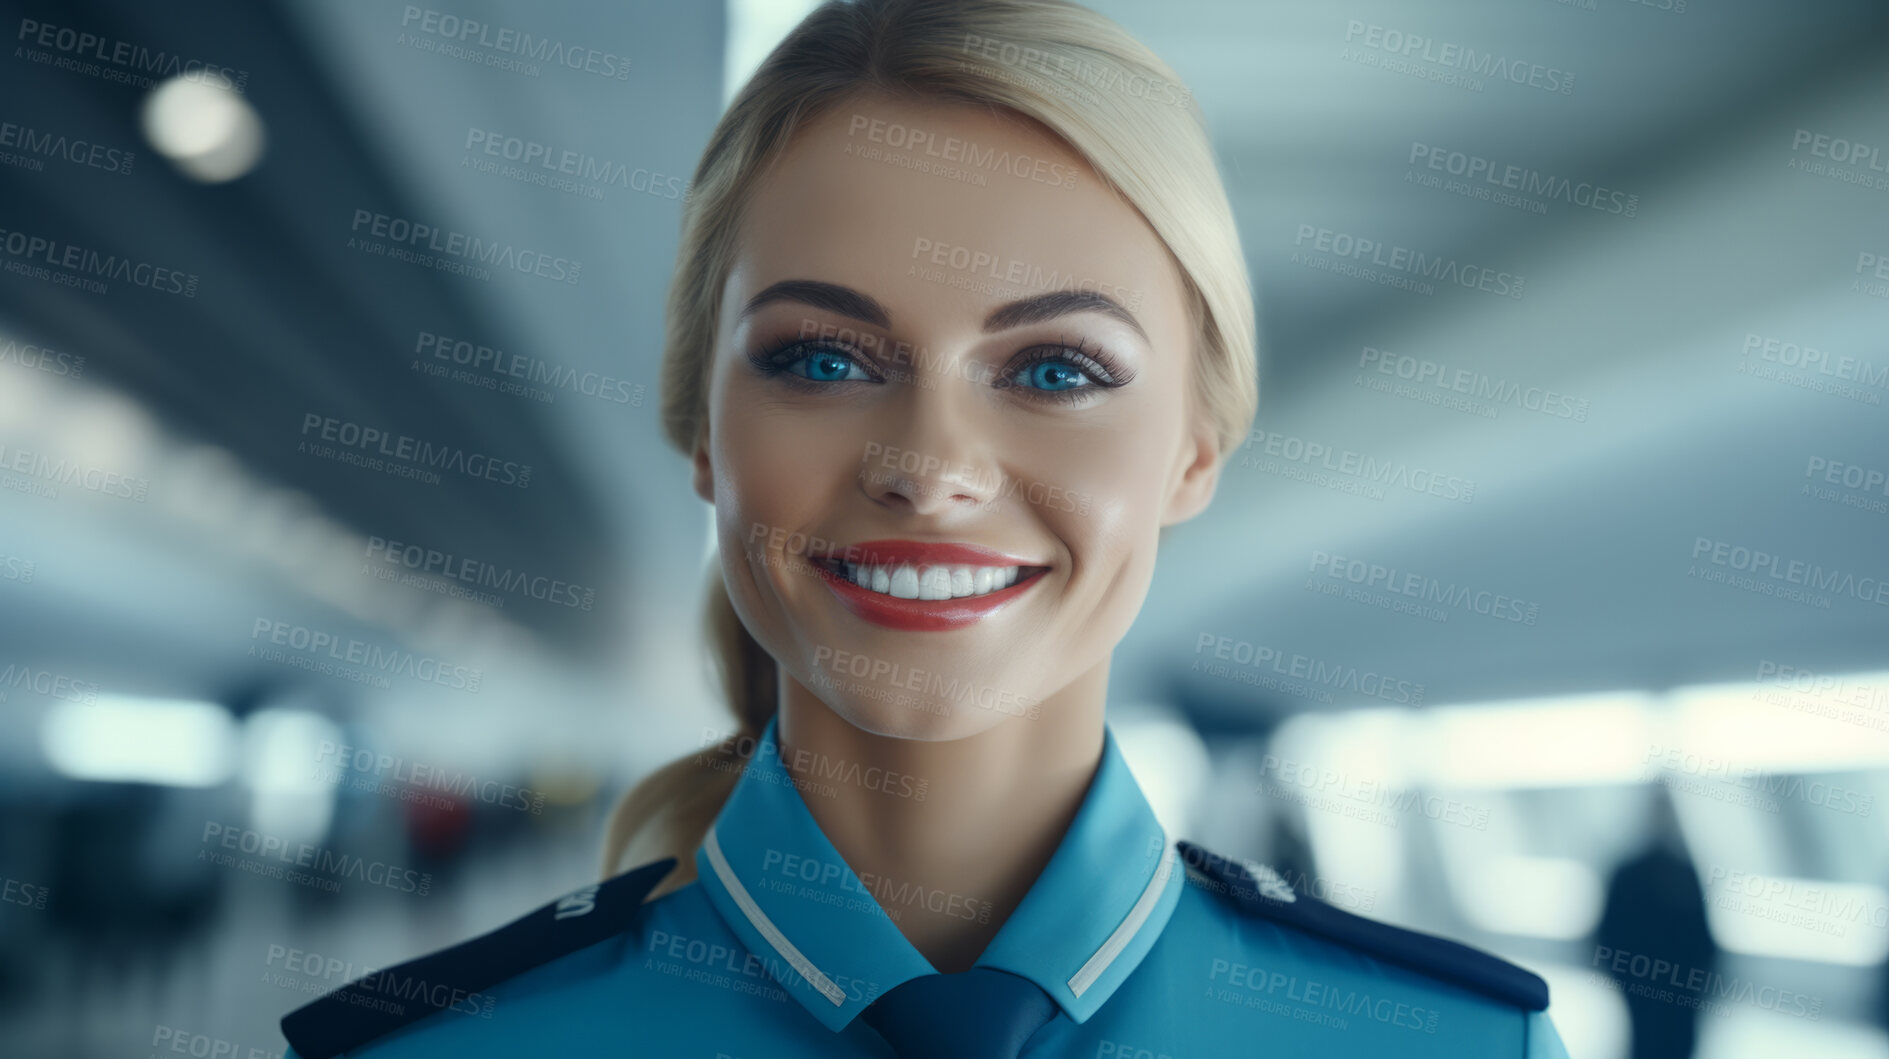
left=728, top=93, right=1183, bottom=341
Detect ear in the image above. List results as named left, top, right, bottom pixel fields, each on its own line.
left=1160, top=416, right=1222, bottom=527
left=691, top=424, right=715, bottom=505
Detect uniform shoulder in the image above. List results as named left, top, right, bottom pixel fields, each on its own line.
left=281, top=856, right=678, bottom=1059
left=1175, top=839, right=1549, bottom=1012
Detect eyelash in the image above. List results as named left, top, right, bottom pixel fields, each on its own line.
left=747, top=333, right=1136, bottom=406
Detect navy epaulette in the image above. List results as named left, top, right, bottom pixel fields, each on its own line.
left=281, top=856, right=678, bottom=1059
left=1175, top=840, right=1549, bottom=1012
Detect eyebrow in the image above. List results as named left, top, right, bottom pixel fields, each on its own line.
left=739, top=279, right=1149, bottom=343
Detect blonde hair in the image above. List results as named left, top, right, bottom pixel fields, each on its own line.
left=602, top=0, right=1258, bottom=888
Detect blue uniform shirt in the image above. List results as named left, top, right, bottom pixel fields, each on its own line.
left=283, top=715, right=1572, bottom=1057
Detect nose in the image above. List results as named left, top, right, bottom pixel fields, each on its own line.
left=858, top=388, right=1004, bottom=516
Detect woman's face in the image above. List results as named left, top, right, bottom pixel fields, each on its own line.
left=695, top=92, right=1222, bottom=741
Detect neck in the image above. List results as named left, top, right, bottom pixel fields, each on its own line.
left=775, top=663, right=1108, bottom=974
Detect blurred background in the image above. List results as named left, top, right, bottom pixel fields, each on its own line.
left=1, top=0, right=1885, bottom=1056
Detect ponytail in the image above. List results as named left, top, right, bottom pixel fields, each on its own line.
left=601, top=560, right=777, bottom=889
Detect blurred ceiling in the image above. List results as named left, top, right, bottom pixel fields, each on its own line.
left=0, top=0, right=1884, bottom=746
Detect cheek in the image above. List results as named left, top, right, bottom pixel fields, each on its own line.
left=1014, top=405, right=1179, bottom=536
left=714, top=389, right=857, bottom=529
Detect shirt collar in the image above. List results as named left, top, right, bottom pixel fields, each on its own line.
left=693, top=714, right=1183, bottom=1032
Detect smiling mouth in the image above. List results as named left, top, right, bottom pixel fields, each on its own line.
left=804, top=538, right=1053, bottom=630
left=813, top=558, right=1052, bottom=601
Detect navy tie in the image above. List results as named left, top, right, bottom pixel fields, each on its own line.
left=859, top=966, right=1059, bottom=1059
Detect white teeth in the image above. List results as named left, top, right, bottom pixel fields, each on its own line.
left=919, top=566, right=954, bottom=600
left=837, top=562, right=1032, bottom=600
left=949, top=566, right=973, bottom=597
left=889, top=564, right=921, bottom=599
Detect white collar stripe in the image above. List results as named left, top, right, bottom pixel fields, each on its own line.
left=703, top=825, right=847, bottom=1006
left=1066, top=830, right=1174, bottom=998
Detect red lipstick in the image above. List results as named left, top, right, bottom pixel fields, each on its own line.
left=808, top=538, right=1049, bottom=631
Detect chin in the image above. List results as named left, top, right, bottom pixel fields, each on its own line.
left=819, top=689, right=1017, bottom=743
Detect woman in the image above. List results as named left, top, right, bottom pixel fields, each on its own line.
left=283, top=0, right=1572, bottom=1055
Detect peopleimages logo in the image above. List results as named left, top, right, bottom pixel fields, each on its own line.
left=1358, top=346, right=1590, bottom=422
left=0, top=336, right=84, bottom=377
left=14, top=18, right=251, bottom=93
left=1192, top=633, right=1426, bottom=705
left=0, top=225, right=198, bottom=297
left=262, top=943, right=495, bottom=1019
left=298, top=412, right=532, bottom=489
left=957, top=34, right=1191, bottom=109
left=644, top=927, right=881, bottom=1004
left=1704, top=868, right=1889, bottom=931
left=909, top=235, right=1142, bottom=313
left=759, top=848, right=994, bottom=925
left=1591, top=945, right=1822, bottom=1020
left=1207, top=957, right=1442, bottom=1033
left=201, top=821, right=432, bottom=896
left=462, top=129, right=688, bottom=202
left=0, top=116, right=136, bottom=176
left=810, top=645, right=1041, bottom=721
left=1803, top=455, right=1889, bottom=515
left=1790, top=128, right=1889, bottom=194
left=1407, top=141, right=1636, bottom=217
left=1644, top=745, right=1874, bottom=817
left=1738, top=332, right=1888, bottom=406
left=1689, top=537, right=1889, bottom=608
left=148, top=1025, right=278, bottom=1059
left=1241, top=429, right=1476, bottom=502
left=397, top=6, right=631, bottom=80
left=1790, top=129, right=1889, bottom=174
left=846, top=113, right=1079, bottom=189
left=363, top=535, right=596, bottom=611
left=1342, top=20, right=1575, bottom=95
left=860, top=442, right=1091, bottom=516
left=1307, top=549, right=1539, bottom=625
left=700, top=726, right=933, bottom=800
left=2, top=876, right=49, bottom=910
left=0, top=551, right=36, bottom=584
left=412, top=330, right=641, bottom=405
left=1741, top=333, right=1889, bottom=388
left=1754, top=660, right=1888, bottom=710
left=1258, top=754, right=1490, bottom=831
left=249, top=617, right=483, bottom=692
left=0, top=442, right=149, bottom=502
left=1291, top=224, right=1524, bottom=299
left=1749, top=662, right=1889, bottom=734
left=315, top=740, right=545, bottom=815
left=348, top=208, right=581, bottom=285
left=0, top=662, right=98, bottom=704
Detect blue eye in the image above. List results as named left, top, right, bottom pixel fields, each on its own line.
left=751, top=334, right=1131, bottom=406
left=751, top=342, right=880, bottom=386
left=1013, top=358, right=1092, bottom=392
left=789, top=349, right=873, bottom=382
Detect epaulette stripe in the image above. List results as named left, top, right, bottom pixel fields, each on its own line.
left=281, top=857, right=677, bottom=1059
left=1176, top=841, right=1548, bottom=1011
